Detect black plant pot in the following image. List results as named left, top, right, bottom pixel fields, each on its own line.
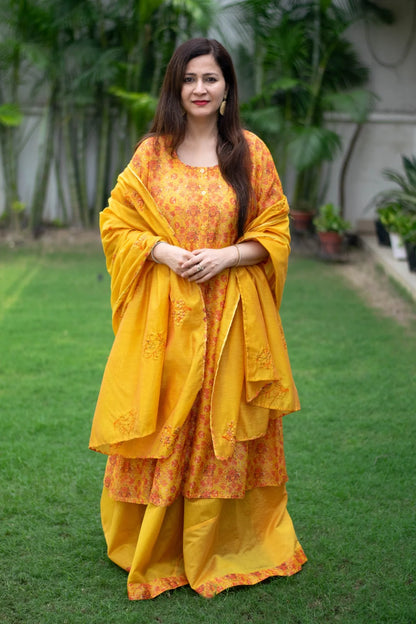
left=375, top=219, right=391, bottom=247
left=405, top=241, right=416, bottom=272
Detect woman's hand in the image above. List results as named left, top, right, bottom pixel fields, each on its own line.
left=152, top=242, right=195, bottom=275
left=181, top=247, right=237, bottom=283
left=152, top=241, right=268, bottom=284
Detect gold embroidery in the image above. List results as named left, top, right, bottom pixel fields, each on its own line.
left=171, top=298, right=192, bottom=326
left=260, top=381, right=289, bottom=402
left=222, top=421, right=236, bottom=442
left=143, top=331, right=165, bottom=359
left=160, top=424, right=180, bottom=451
left=133, top=233, right=148, bottom=250
left=114, top=410, right=137, bottom=436
left=256, top=347, right=273, bottom=369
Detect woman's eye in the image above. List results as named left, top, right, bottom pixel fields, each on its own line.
left=184, top=76, right=194, bottom=83
left=206, top=77, right=217, bottom=83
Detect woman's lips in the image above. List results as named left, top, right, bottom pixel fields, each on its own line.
left=193, top=100, right=209, bottom=106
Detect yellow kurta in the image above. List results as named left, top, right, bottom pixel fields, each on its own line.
left=89, top=131, right=306, bottom=599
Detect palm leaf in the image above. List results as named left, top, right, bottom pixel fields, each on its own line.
left=241, top=106, right=285, bottom=137
left=324, top=89, right=377, bottom=123
left=0, top=103, right=23, bottom=127
left=382, top=169, right=412, bottom=192
left=402, top=155, right=416, bottom=189
left=287, top=126, right=341, bottom=171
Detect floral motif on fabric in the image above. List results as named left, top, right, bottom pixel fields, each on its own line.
left=105, top=132, right=289, bottom=505
left=128, top=575, right=188, bottom=601
left=143, top=331, right=165, bottom=359
left=222, top=421, right=236, bottom=442
left=259, top=381, right=289, bottom=403
left=170, top=298, right=192, bottom=326
left=194, top=544, right=307, bottom=598
left=132, top=233, right=147, bottom=250
left=160, top=424, right=181, bottom=453
left=256, top=347, right=273, bottom=369
left=113, top=410, right=137, bottom=436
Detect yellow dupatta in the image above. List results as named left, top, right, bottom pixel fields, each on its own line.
left=89, top=160, right=300, bottom=461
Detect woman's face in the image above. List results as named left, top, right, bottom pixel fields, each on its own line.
left=181, top=54, right=227, bottom=122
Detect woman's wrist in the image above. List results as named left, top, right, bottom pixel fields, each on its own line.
left=150, top=240, right=168, bottom=263
left=228, top=241, right=268, bottom=267
left=232, top=244, right=241, bottom=267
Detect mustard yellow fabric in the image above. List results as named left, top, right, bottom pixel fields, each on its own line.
left=101, top=484, right=306, bottom=599
left=89, top=143, right=300, bottom=461
left=90, top=131, right=306, bottom=599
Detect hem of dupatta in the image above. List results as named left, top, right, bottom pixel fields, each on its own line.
left=193, top=543, right=307, bottom=599
left=127, top=575, right=189, bottom=600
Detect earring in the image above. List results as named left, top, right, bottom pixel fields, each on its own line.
left=219, top=97, right=227, bottom=116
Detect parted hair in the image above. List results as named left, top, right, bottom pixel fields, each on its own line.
left=142, top=38, right=253, bottom=238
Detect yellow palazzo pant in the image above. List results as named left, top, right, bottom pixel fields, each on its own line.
left=101, top=484, right=306, bottom=600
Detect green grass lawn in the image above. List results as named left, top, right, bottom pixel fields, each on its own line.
left=0, top=243, right=415, bottom=624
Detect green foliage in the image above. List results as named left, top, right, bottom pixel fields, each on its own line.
left=377, top=155, right=416, bottom=213
left=233, top=0, right=392, bottom=211
left=313, top=202, right=350, bottom=233
left=377, top=203, right=403, bottom=234
left=375, top=154, right=416, bottom=242
left=287, top=127, right=342, bottom=172
left=324, top=88, right=378, bottom=123
left=0, top=0, right=217, bottom=230
left=0, top=103, right=23, bottom=126
left=109, top=87, right=158, bottom=137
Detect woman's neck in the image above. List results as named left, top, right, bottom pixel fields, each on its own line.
left=177, top=118, right=219, bottom=167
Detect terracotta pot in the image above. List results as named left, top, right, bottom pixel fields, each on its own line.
left=290, top=210, right=314, bottom=232
left=317, top=230, right=343, bottom=256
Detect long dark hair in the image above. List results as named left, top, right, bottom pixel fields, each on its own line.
left=143, top=38, right=253, bottom=238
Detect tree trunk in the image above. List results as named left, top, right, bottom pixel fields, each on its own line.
left=30, top=90, right=57, bottom=233
left=339, top=123, right=363, bottom=218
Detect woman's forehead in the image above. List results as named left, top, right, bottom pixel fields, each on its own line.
left=184, top=54, right=223, bottom=76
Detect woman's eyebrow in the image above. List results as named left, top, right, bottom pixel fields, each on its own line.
left=184, top=72, right=219, bottom=77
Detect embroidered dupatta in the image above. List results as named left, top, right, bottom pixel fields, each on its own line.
left=89, top=157, right=300, bottom=461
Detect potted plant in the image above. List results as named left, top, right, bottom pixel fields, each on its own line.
left=290, top=200, right=316, bottom=232
left=377, top=203, right=407, bottom=260
left=374, top=155, right=416, bottom=262
left=396, top=212, right=416, bottom=272
left=374, top=216, right=391, bottom=247
left=238, top=2, right=392, bottom=234
left=313, top=203, right=350, bottom=257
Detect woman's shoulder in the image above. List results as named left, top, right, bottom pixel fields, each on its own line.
left=134, top=135, right=166, bottom=157
left=243, top=129, right=272, bottom=160
left=131, top=135, right=169, bottom=172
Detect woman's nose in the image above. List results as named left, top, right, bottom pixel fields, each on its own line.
left=193, top=79, right=207, bottom=94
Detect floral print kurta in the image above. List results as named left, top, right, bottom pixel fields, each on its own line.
left=97, top=131, right=297, bottom=506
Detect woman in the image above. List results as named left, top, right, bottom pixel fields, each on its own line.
left=89, top=37, right=306, bottom=600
